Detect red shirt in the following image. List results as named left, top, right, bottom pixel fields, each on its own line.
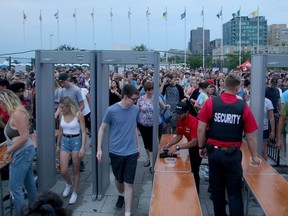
left=198, top=92, right=258, bottom=148
left=177, top=114, right=199, bottom=143
left=0, top=107, right=9, bottom=123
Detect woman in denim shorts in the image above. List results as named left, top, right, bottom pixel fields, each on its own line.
left=56, top=96, right=86, bottom=204
left=0, top=90, right=37, bottom=215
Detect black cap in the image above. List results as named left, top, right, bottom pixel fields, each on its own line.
left=175, top=102, right=189, bottom=113
left=58, top=73, right=69, bottom=81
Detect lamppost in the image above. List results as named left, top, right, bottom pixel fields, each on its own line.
left=49, top=34, right=54, bottom=50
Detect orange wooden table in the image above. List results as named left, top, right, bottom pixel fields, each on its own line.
left=241, top=143, right=278, bottom=175
left=244, top=174, right=288, bottom=216
left=0, top=146, right=11, bottom=216
left=154, top=134, right=191, bottom=173
left=149, top=172, right=202, bottom=216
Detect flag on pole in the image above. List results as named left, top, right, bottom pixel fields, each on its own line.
left=232, top=9, right=240, bottom=19
left=110, top=8, right=113, bottom=18
left=73, top=9, right=76, bottom=18
left=91, top=9, right=94, bottom=19
left=180, top=10, right=186, bottom=20
left=248, top=9, right=259, bottom=17
left=54, top=11, right=59, bottom=19
left=163, top=11, right=167, bottom=20
left=146, top=7, right=151, bottom=18
left=39, top=10, right=42, bottom=21
left=23, top=11, right=27, bottom=21
left=128, top=8, right=131, bottom=19
left=216, top=9, right=222, bottom=18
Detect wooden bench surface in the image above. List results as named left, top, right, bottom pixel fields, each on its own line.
left=241, top=143, right=278, bottom=175
left=244, top=174, right=288, bottom=216
left=150, top=172, right=202, bottom=216
left=154, top=134, right=191, bottom=173
left=0, top=146, right=11, bottom=169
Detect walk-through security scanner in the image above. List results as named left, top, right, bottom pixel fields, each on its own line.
left=250, top=54, right=288, bottom=155
left=35, top=50, right=96, bottom=192
left=95, top=51, right=160, bottom=200
left=35, top=50, right=160, bottom=201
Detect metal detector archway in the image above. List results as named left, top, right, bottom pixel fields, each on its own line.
left=250, top=54, right=288, bottom=154
left=35, top=50, right=160, bottom=201
left=95, top=51, right=160, bottom=200
left=35, top=50, right=97, bottom=192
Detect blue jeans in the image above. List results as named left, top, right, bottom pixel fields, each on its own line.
left=9, top=146, right=37, bottom=215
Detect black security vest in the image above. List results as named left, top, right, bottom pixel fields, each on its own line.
left=207, top=96, right=245, bottom=142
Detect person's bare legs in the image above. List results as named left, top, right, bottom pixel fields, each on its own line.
left=115, top=179, right=124, bottom=194
left=124, top=182, right=134, bottom=213
left=262, top=140, right=268, bottom=161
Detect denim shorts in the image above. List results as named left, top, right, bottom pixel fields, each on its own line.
left=60, top=135, right=82, bottom=153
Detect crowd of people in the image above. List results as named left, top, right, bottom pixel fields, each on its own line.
left=0, top=64, right=288, bottom=215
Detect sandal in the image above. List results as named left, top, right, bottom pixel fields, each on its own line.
left=144, top=159, right=150, bottom=167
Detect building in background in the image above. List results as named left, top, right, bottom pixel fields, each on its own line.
left=188, top=27, right=210, bottom=56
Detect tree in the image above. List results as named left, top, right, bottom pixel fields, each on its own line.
left=56, top=44, right=77, bottom=51
left=187, top=55, right=202, bottom=69
left=132, top=44, right=148, bottom=51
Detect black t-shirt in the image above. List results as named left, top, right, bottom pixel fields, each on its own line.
left=265, top=87, right=280, bottom=114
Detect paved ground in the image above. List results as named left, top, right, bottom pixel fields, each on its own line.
left=2, top=136, right=288, bottom=216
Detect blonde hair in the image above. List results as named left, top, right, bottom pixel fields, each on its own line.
left=59, top=96, right=78, bottom=116
left=0, top=89, right=29, bottom=118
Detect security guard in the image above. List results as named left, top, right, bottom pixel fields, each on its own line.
left=197, top=74, right=261, bottom=216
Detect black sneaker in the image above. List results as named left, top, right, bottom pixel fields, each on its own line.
left=80, top=161, right=85, bottom=172
left=116, top=195, right=124, bottom=208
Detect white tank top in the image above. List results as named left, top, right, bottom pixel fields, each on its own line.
left=60, top=115, right=80, bottom=135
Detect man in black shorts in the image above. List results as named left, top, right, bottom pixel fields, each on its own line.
left=97, top=84, right=139, bottom=216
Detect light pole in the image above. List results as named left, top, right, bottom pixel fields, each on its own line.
left=49, top=34, right=54, bottom=50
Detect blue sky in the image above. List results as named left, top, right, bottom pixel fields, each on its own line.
left=0, top=0, right=287, bottom=59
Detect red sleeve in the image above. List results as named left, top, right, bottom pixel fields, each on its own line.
left=197, top=98, right=213, bottom=123
left=243, top=105, right=258, bottom=133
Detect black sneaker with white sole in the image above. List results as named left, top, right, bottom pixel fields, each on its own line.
left=116, top=195, right=124, bottom=208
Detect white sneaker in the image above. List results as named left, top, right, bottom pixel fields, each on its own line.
left=69, top=192, right=78, bottom=204
left=62, top=184, right=72, bottom=198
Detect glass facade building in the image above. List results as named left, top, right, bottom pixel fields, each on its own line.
left=223, top=16, right=267, bottom=47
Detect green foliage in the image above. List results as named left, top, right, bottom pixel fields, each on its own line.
left=132, top=44, right=148, bottom=51
left=224, top=51, right=251, bottom=70
left=187, top=55, right=202, bottom=68
left=56, top=44, right=77, bottom=51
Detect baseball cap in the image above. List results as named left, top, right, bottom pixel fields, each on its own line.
left=175, top=102, right=189, bottom=114
left=58, top=73, right=69, bottom=81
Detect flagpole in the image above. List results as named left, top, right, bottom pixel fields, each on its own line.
left=110, top=8, right=113, bottom=49
left=202, top=7, right=205, bottom=69
left=257, top=7, right=260, bottom=53
left=165, top=7, right=168, bottom=66
left=91, top=8, right=95, bottom=49
left=23, top=10, right=26, bottom=50
left=184, top=7, right=186, bottom=68
left=221, top=7, right=223, bottom=70
left=146, top=7, right=150, bottom=49
left=73, top=9, right=77, bottom=48
left=239, top=7, right=241, bottom=66
left=40, top=10, right=42, bottom=49
left=128, top=7, right=131, bottom=48
left=56, top=10, right=59, bottom=49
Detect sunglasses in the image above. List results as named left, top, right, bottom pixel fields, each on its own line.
left=128, top=96, right=138, bottom=102
left=145, top=88, right=153, bottom=91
